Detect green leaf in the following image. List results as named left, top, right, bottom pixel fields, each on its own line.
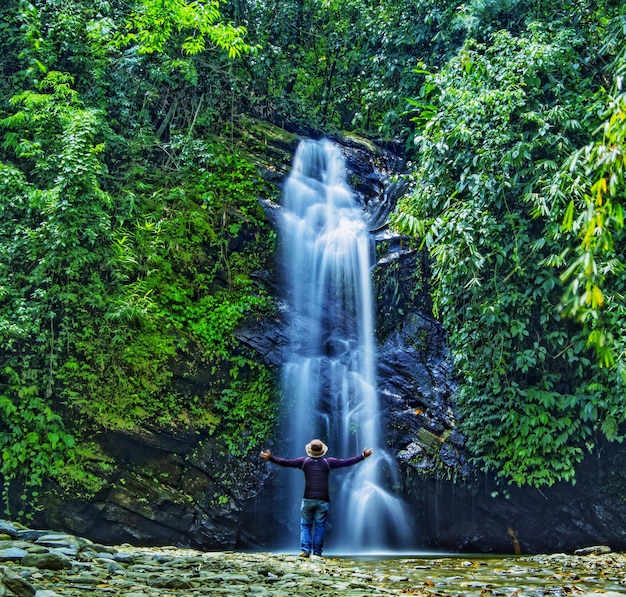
left=561, top=199, right=575, bottom=231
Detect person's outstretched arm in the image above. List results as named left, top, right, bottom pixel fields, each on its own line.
left=260, top=450, right=306, bottom=468
left=326, top=448, right=374, bottom=469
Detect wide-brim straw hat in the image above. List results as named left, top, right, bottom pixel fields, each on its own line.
left=305, top=439, right=328, bottom=458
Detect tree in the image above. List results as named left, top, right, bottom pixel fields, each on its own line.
left=227, top=0, right=461, bottom=136
left=0, top=0, right=275, bottom=513
left=120, top=0, right=252, bottom=57
left=0, top=71, right=112, bottom=513
left=393, top=4, right=626, bottom=486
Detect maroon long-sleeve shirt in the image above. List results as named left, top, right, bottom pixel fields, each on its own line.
left=269, top=454, right=365, bottom=502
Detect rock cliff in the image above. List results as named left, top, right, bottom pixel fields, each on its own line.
left=23, top=124, right=626, bottom=554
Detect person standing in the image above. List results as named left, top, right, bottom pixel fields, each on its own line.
left=260, top=439, right=373, bottom=559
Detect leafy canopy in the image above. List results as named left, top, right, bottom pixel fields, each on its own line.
left=0, top=0, right=275, bottom=516
left=120, top=0, right=253, bottom=58
left=554, top=45, right=626, bottom=370
left=393, top=8, right=626, bottom=487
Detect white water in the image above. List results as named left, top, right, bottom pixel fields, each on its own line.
left=279, top=139, right=413, bottom=552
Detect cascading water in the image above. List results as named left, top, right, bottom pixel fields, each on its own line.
left=279, top=138, right=414, bottom=553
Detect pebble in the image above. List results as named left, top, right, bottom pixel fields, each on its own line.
left=0, top=520, right=625, bottom=596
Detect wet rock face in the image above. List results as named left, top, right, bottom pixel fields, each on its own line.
left=372, top=249, right=468, bottom=477
left=251, top=135, right=626, bottom=555
left=29, top=429, right=270, bottom=551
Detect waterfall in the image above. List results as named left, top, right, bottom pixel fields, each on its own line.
left=279, top=138, right=413, bottom=553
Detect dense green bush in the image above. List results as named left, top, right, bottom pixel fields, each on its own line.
left=393, top=4, right=626, bottom=486
left=0, top=0, right=276, bottom=514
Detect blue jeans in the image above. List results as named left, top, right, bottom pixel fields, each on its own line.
left=300, top=498, right=329, bottom=555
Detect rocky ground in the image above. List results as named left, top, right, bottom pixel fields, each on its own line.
left=1, top=520, right=625, bottom=596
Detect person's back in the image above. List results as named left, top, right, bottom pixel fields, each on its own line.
left=302, top=456, right=331, bottom=500
left=260, top=439, right=373, bottom=557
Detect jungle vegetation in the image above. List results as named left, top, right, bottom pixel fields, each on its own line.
left=0, top=0, right=625, bottom=515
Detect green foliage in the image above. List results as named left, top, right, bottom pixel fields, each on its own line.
left=550, top=26, right=626, bottom=369
left=120, top=0, right=253, bottom=58
left=0, top=367, right=75, bottom=517
left=52, top=442, right=116, bottom=498
left=214, top=363, right=277, bottom=457
left=0, top=0, right=278, bottom=507
left=52, top=136, right=277, bottom=439
left=0, top=68, right=118, bottom=504
left=0, top=71, right=113, bottom=395
left=393, top=9, right=626, bottom=487
left=58, top=323, right=180, bottom=430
